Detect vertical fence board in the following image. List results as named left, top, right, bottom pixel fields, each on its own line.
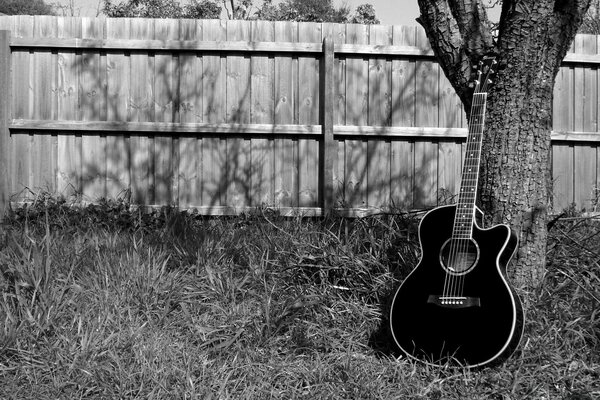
left=582, top=35, right=598, bottom=132
left=414, top=140, right=438, bottom=208
left=297, top=22, right=321, bottom=207
left=392, top=26, right=416, bottom=127
left=438, top=140, right=462, bottom=201
left=345, top=24, right=368, bottom=126
left=0, top=30, right=9, bottom=217
left=130, top=18, right=154, bottom=204
left=553, top=66, right=574, bottom=132
left=574, top=145, right=597, bottom=210
left=391, top=140, right=414, bottom=208
left=80, top=18, right=106, bottom=201
left=0, top=21, right=11, bottom=202
left=552, top=144, right=574, bottom=211
left=57, top=18, right=82, bottom=196
left=439, top=73, right=463, bottom=128
left=12, top=17, right=33, bottom=198
left=345, top=139, right=367, bottom=207
left=367, top=140, right=391, bottom=207
left=106, top=18, right=130, bottom=200
left=321, top=31, right=336, bottom=211
left=226, top=20, right=252, bottom=208
left=201, top=20, right=227, bottom=208
left=415, top=29, right=439, bottom=128
left=368, top=24, right=392, bottom=127
left=333, top=23, right=346, bottom=126
left=31, top=16, right=57, bottom=192
left=365, top=25, right=392, bottom=209
left=274, top=21, right=298, bottom=207
left=178, top=19, right=201, bottom=208
left=332, top=23, right=346, bottom=205
left=250, top=21, right=275, bottom=206
left=154, top=19, right=179, bottom=205
left=343, top=24, right=368, bottom=208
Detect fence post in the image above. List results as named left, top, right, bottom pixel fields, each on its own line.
left=0, top=30, right=10, bottom=220
left=320, top=36, right=335, bottom=214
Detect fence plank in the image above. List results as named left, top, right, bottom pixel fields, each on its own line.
left=250, top=21, right=275, bottom=206
left=321, top=33, right=336, bottom=211
left=10, top=17, right=32, bottom=200
left=178, top=19, right=201, bottom=208
left=10, top=36, right=324, bottom=53
left=583, top=35, right=597, bottom=132
left=552, top=144, right=574, bottom=211
left=333, top=23, right=346, bottom=126
left=226, top=20, right=252, bottom=208
left=414, top=140, right=438, bottom=208
left=80, top=18, right=106, bottom=201
left=365, top=25, right=392, bottom=209
left=392, top=25, right=416, bottom=127
left=345, top=24, right=368, bottom=126
left=574, top=145, right=598, bottom=210
left=274, top=21, right=298, bottom=207
left=201, top=20, right=227, bottom=208
left=343, top=24, right=368, bottom=208
left=57, top=17, right=82, bottom=196
left=415, top=28, right=439, bottom=128
left=31, top=16, right=57, bottom=193
left=130, top=18, right=154, bottom=204
left=368, top=25, right=392, bottom=127
left=154, top=19, right=179, bottom=205
left=297, top=22, right=321, bottom=207
left=106, top=18, right=130, bottom=200
left=553, top=66, right=574, bottom=132
left=0, top=30, right=9, bottom=217
left=391, top=140, right=413, bottom=208
left=438, top=140, right=462, bottom=200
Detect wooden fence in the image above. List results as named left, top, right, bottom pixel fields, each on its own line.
left=0, top=16, right=599, bottom=217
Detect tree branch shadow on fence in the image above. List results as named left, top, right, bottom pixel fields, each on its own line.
left=53, top=18, right=463, bottom=219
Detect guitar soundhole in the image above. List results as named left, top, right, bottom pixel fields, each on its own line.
left=439, top=238, right=479, bottom=275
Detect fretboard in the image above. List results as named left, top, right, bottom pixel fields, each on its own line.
left=452, top=92, right=487, bottom=239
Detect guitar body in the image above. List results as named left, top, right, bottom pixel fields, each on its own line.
left=389, top=205, right=524, bottom=368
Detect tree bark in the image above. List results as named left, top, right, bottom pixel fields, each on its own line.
left=416, top=0, right=591, bottom=286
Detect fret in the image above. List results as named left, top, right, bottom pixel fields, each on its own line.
left=451, top=91, right=487, bottom=240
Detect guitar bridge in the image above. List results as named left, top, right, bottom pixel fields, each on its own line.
left=427, top=295, right=481, bottom=309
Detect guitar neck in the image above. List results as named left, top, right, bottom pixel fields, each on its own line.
left=452, top=92, right=487, bottom=239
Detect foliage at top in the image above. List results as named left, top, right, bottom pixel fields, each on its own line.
left=256, top=0, right=380, bottom=24
left=102, top=0, right=380, bottom=23
left=350, top=4, right=379, bottom=25
left=0, top=0, right=55, bottom=15
left=580, top=0, right=600, bottom=33
left=103, top=0, right=221, bottom=19
left=256, top=0, right=350, bottom=23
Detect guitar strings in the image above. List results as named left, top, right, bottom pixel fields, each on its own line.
left=459, top=91, right=486, bottom=299
left=443, top=73, right=490, bottom=302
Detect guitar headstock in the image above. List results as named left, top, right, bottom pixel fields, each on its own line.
left=473, top=55, right=498, bottom=94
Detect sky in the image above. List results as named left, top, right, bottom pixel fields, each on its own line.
left=54, top=0, right=421, bottom=26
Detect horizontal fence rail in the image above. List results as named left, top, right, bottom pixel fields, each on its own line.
left=0, top=16, right=599, bottom=217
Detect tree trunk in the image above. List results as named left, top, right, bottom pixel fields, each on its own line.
left=416, top=0, right=591, bottom=287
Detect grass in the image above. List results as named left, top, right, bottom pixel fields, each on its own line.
left=0, top=193, right=598, bottom=399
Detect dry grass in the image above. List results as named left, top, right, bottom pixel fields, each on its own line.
left=0, top=193, right=598, bottom=399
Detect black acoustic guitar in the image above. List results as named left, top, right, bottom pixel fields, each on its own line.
left=389, top=56, right=524, bottom=368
